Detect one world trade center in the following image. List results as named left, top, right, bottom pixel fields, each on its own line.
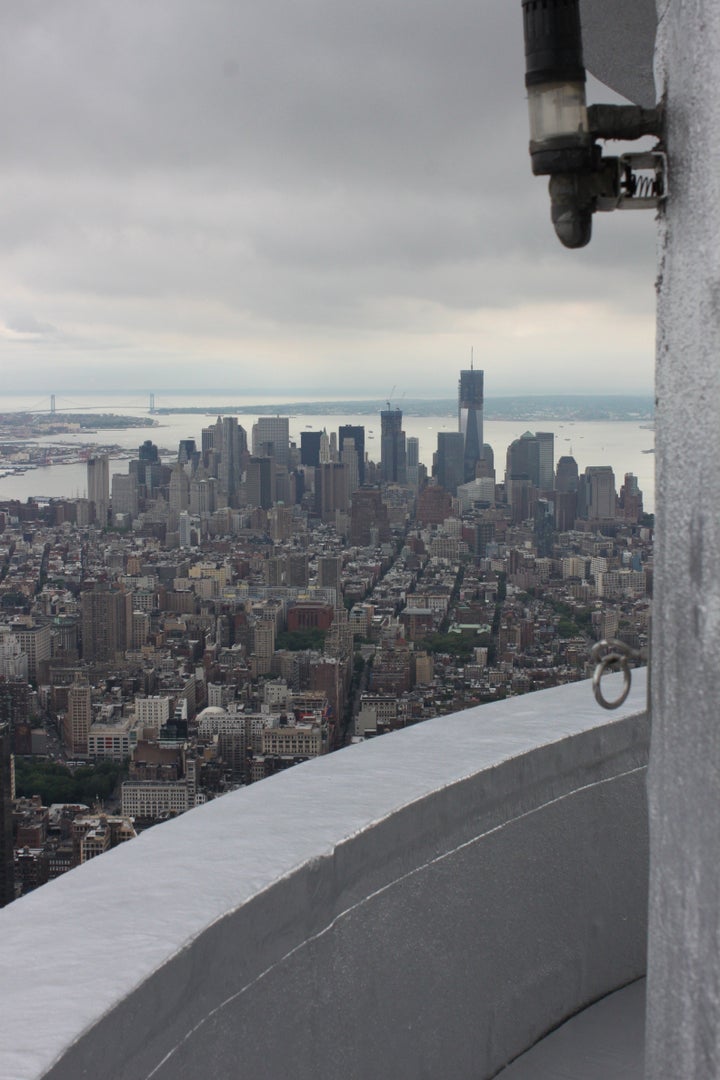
left=458, top=363, right=484, bottom=482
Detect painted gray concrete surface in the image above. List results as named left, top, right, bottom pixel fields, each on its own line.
left=647, top=1, right=720, bottom=1077
left=497, top=979, right=645, bottom=1079
left=0, top=675, right=649, bottom=1080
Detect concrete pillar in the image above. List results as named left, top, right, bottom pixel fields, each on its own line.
left=647, top=1, right=720, bottom=1075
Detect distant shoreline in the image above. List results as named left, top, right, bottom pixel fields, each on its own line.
left=151, top=395, right=654, bottom=423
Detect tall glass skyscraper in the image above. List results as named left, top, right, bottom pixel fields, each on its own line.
left=437, top=432, right=465, bottom=495
left=380, top=408, right=407, bottom=484
left=458, top=366, right=484, bottom=482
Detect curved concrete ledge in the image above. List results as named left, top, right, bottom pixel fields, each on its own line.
left=0, top=672, right=649, bottom=1080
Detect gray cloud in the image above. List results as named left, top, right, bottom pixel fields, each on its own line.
left=0, top=0, right=656, bottom=395
left=3, top=313, right=57, bottom=336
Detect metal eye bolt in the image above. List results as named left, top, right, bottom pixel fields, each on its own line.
left=591, top=639, right=648, bottom=710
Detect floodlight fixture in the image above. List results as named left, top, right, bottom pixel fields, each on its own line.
left=521, top=0, right=665, bottom=248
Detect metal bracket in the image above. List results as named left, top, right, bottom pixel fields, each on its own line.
left=618, top=151, right=667, bottom=208
left=587, top=104, right=664, bottom=142
left=596, top=152, right=667, bottom=212
left=591, top=639, right=648, bottom=710
left=548, top=148, right=666, bottom=246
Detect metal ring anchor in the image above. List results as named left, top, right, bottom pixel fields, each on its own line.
left=591, top=639, right=646, bottom=710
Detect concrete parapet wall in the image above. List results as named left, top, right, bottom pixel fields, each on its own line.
left=0, top=675, right=649, bottom=1080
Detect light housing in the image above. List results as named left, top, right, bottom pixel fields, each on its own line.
left=522, top=0, right=592, bottom=176
left=521, top=0, right=665, bottom=247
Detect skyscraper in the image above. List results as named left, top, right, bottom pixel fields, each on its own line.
left=534, top=499, right=555, bottom=557
left=340, top=438, right=360, bottom=498
left=216, top=416, right=247, bottom=507
left=65, top=679, right=92, bottom=756
left=555, top=455, right=579, bottom=493
left=133, top=440, right=162, bottom=495
left=87, top=454, right=109, bottom=526
left=319, top=430, right=332, bottom=464
left=300, top=431, right=322, bottom=468
left=201, top=426, right=215, bottom=455
left=535, top=432, right=555, bottom=491
left=436, top=432, right=465, bottom=495
left=252, top=417, right=290, bottom=467
left=338, top=425, right=365, bottom=484
left=619, top=473, right=644, bottom=522
left=380, top=409, right=407, bottom=484
left=7, top=622, right=51, bottom=681
left=554, top=491, right=578, bottom=532
left=286, top=553, right=309, bottom=587
left=169, top=463, right=190, bottom=513
left=178, top=511, right=194, bottom=548
left=350, top=488, right=391, bottom=546
left=189, top=472, right=216, bottom=517
left=581, top=466, right=617, bottom=520
left=505, top=430, right=554, bottom=492
left=0, top=678, right=30, bottom=748
left=458, top=366, right=484, bottom=482
left=406, top=436, right=420, bottom=488
left=111, top=473, right=139, bottom=521
left=245, top=457, right=275, bottom=510
left=178, top=439, right=196, bottom=466
left=505, top=431, right=543, bottom=523
left=315, top=463, right=348, bottom=518
left=253, top=621, right=275, bottom=677
left=318, top=556, right=342, bottom=606
left=81, top=588, right=131, bottom=664
left=506, top=431, right=540, bottom=486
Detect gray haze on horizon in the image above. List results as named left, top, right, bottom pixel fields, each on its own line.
left=0, top=0, right=656, bottom=397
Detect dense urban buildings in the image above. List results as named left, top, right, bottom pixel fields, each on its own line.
left=0, top=723, right=13, bottom=906
left=0, top=364, right=652, bottom=903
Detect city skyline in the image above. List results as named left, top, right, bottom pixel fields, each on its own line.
left=0, top=1, right=655, bottom=398
left=0, top=350, right=651, bottom=914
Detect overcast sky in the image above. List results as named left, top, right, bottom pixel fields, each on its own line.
left=0, top=0, right=656, bottom=398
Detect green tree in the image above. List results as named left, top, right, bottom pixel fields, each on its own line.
left=419, top=633, right=475, bottom=661
left=275, top=628, right=327, bottom=651
left=14, top=758, right=127, bottom=805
